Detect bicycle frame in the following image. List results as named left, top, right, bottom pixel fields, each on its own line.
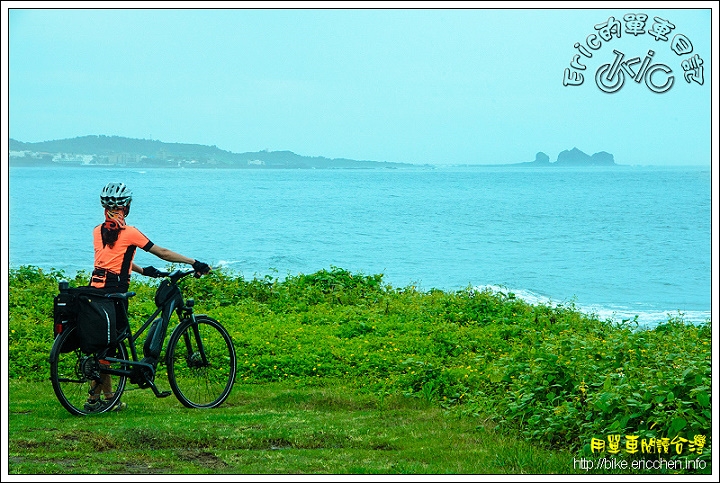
left=98, top=269, right=198, bottom=398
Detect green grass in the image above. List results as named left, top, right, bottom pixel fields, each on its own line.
left=8, top=265, right=713, bottom=475
left=9, top=380, right=583, bottom=475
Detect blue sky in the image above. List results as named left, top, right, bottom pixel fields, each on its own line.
left=4, top=4, right=716, bottom=166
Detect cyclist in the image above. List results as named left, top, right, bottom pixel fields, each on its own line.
left=85, top=182, right=210, bottom=412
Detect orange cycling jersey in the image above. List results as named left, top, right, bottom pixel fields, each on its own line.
left=91, top=224, right=154, bottom=290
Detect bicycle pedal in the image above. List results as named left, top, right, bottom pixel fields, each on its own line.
left=158, top=391, right=172, bottom=398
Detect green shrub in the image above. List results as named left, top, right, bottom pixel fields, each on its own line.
left=9, top=265, right=711, bottom=459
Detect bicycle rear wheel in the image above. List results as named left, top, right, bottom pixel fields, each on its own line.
left=49, top=325, right=129, bottom=416
left=165, top=315, right=236, bottom=408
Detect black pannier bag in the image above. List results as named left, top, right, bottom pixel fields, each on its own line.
left=53, top=291, right=77, bottom=338
left=76, top=290, right=117, bottom=354
left=53, top=286, right=81, bottom=353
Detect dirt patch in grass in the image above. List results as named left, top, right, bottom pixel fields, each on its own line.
left=120, top=463, right=170, bottom=474
left=177, top=450, right=229, bottom=470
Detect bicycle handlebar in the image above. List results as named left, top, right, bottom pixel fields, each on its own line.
left=155, top=268, right=205, bottom=282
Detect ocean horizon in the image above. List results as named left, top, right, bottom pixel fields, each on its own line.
left=8, top=164, right=711, bottom=327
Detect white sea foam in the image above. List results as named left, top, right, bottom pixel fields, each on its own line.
left=578, top=306, right=710, bottom=328
left=472, top=284, right=567, bottom=307
left=215, top=260, right=239, bottom=267
left=472, top=285, right=711, bottom=328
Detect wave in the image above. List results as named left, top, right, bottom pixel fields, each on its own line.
left=215, top=259, right=242, bottom=268
left=582, top=306, right=710, bottom=327
left=472, top=285, right=710, bottom=328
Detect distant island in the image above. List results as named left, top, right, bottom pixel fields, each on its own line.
left=9, top=135, right=422, bottom=170
left=451, top=148, right=617, bottom=168
left=512, top=148, right=617, bottom=167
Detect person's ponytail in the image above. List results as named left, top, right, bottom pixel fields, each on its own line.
left=101, top=207, right=127, bottom=248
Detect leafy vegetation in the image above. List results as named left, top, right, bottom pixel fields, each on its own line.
left=9, top=265, right=712, bottom=469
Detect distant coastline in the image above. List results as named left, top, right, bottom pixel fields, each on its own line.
left=9, top=135, right=421, bottom=170
left=9, top=135, right=616, bottom=169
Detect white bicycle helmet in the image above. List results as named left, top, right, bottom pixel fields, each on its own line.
left=100, top=182, right=133, bottom=209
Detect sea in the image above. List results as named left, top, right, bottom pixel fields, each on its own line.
left=7, top=164, right=712, bottom=327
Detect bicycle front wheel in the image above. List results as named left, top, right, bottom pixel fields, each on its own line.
left=166, top=315, right=237, bottom=408
left=49, top=325, right=129, bottom=416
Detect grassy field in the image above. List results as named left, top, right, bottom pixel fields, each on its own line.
left=7, top=265, right=713, bottom=475
left=9, top=379, right=585, bottom=475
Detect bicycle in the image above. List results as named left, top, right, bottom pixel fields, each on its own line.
left=49, top=269, right=237, bottom=415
